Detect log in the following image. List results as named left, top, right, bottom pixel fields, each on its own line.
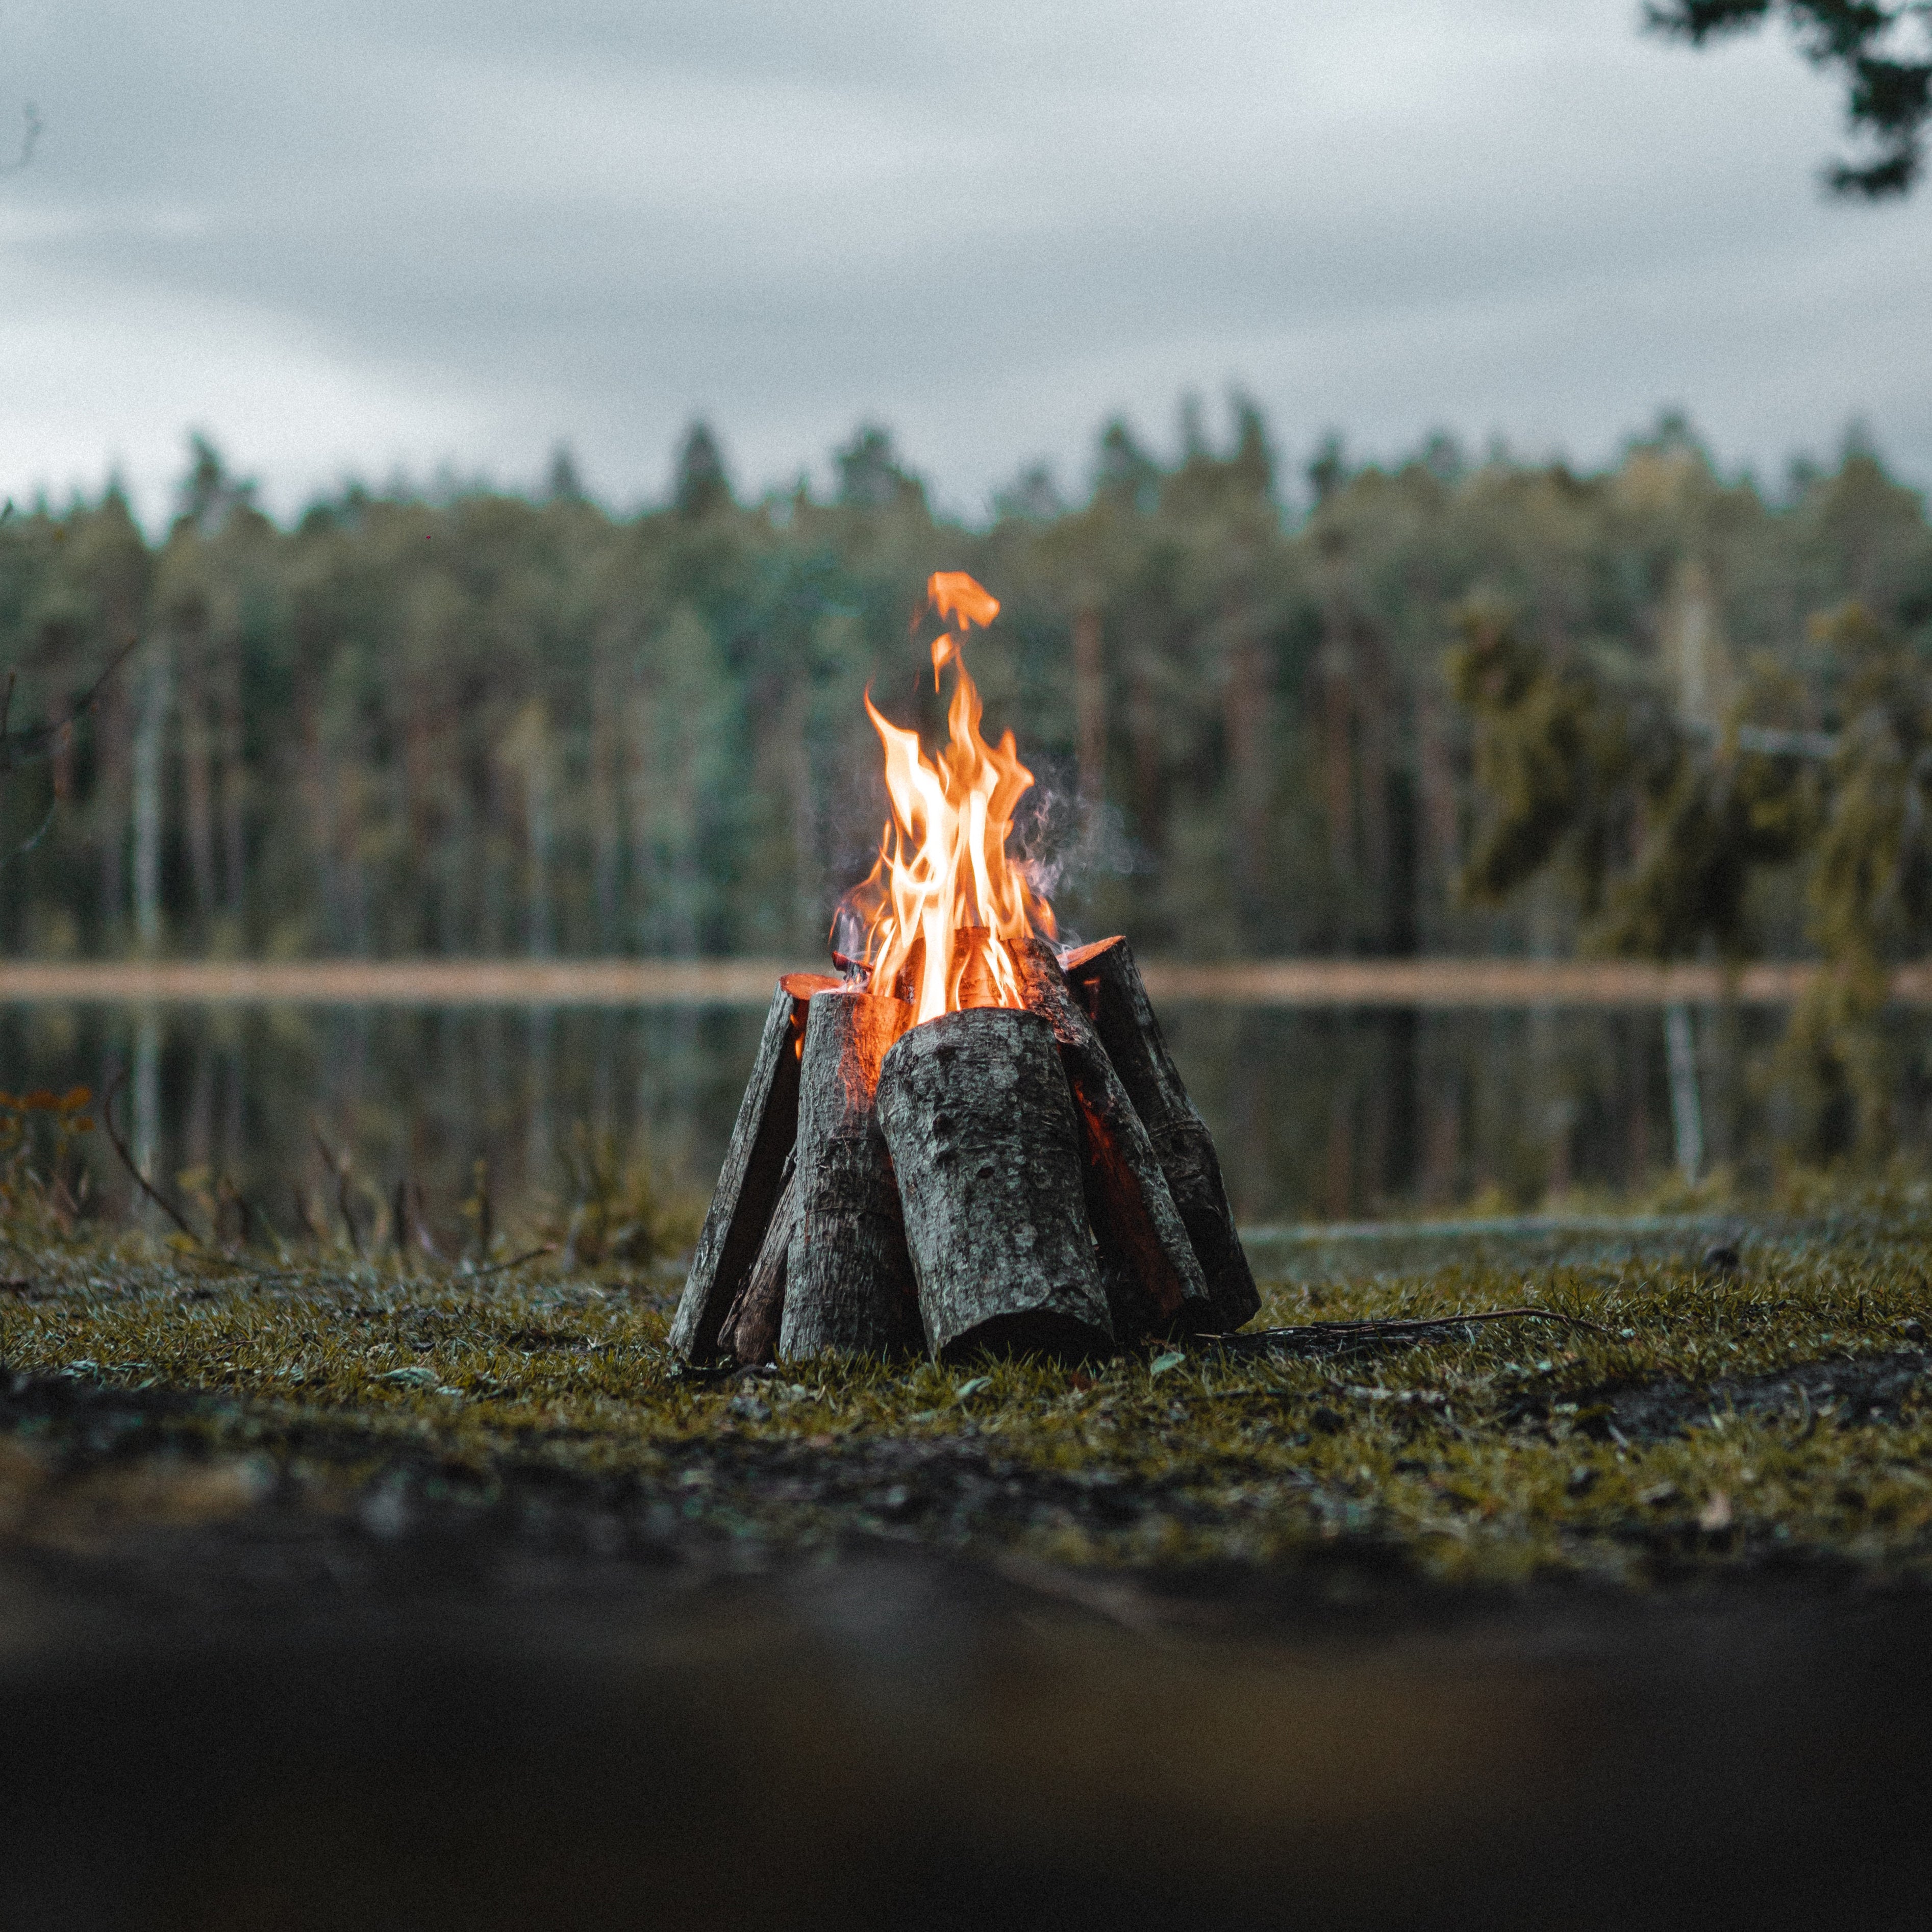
left=952, top=925, right=1003, bottom=1010
left=780, top=988, right=921, bottom=1360
left=890, top=934, right=925, bottom=1007
left=875, top=1006, right=1114, bottom=1362
left=1060, top=936, right=1261, bottom=1332
left=668, top=971, right=840, bottom=1363
left=719, top=1164, right=796, bottom=1366
left=1012, top=937, right=1214, bottom=1341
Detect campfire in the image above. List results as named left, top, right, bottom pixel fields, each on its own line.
left=671, top=574, right=1259, bottom=1365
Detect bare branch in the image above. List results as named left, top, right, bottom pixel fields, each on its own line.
left=0, top=634, right=141, bottom=778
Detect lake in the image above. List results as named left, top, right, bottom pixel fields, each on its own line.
left=5, top=980, right=1892, bottom=1245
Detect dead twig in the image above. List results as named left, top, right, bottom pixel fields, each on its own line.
left=464, top=1243, right=558, bottom=1281
left=312, top=1125, right=363, bottom=1257
left=410, top=1177, right=445, bottom=1262
left=101, top=1068, right=204, bottom=1246
left=1211, top=1306, right=1617, bottom=1358
left=387, top=1175, right=447, bottom=1266
left=390, top=1175, right=411, bottom=1263
left=291, top=1183, right=323, bottom=1243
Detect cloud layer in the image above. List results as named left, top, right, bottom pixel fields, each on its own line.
left=2, top=0, right=1926, bottom=521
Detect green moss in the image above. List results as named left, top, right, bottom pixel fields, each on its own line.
left=3, top=1209, right=1930, bottom=1587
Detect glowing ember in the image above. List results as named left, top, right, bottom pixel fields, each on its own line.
left=839, top=572, right=1055, bottom=1024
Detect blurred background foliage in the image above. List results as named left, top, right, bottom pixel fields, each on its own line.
left=2, top=406, right=1929, bottom=978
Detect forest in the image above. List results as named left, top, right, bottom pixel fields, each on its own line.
left=2, top=406, right=1929, bottom=976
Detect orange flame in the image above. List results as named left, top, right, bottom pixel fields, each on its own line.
left=842, top=572, right=1054, bottom=1024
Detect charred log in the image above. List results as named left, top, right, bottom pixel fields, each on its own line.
left=668, top=971, right=839, bottom=1363
left=875, top=1007, right=1114, bottom=1362
left=780, top=988, right=921, bottom=1360
left=719, top=1163, right=796, bottom=1366
left=1060, top=937, right=1260, bottom=1332
left=1013, top=936, right=1214, bottom=1341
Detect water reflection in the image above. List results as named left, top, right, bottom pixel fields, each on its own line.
left=0, top=997, right=1909, bottom=1236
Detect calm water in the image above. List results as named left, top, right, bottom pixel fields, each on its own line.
left=8, top=992, right=1909, bottom=1243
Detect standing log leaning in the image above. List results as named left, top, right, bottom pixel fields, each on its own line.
left=1012, top=937, right=1214, bottom=1342
left=780, top=988, right=921, bottom=1360
left=719, top=1165, right=797, bottom=1366
left=1061, top=937, right=1261, bottom=1333
left=668, top=971, right=840, bottom=1363
left=876, top=1007, right=1114, bottom=1362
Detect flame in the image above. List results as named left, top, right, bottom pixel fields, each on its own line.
left=840, top=572, right=1054, bottom=1024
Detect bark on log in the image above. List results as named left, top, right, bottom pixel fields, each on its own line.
left=1060, top=936, right=1261, bottom=1332
left=668, top=971, right=839, bottom=1362
left=780, top=988, right=921, bottom=1360
left=719, top=1163, right=796, bottom=1366
left=875, top=1007, right=1114, bottom=1362
left=1013, top=936, right=1214, bottom=1341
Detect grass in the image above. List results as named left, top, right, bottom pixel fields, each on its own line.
left=3, top=1194, right=1931, bottom=1590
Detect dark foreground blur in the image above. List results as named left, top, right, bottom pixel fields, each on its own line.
left=3, top=1505, right=1929, bottom=1931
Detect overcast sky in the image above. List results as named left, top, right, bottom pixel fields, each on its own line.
left=1, top=0, right=1926, bottom=525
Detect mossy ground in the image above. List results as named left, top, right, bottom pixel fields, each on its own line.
left=5, top=1194, right=1930, bottom=1593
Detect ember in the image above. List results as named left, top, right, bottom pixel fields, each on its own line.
left=670, top=574, right=1259, bottom=1365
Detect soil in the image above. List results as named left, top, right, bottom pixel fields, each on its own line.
left=1518, top=1347, right=1932, bottom=1442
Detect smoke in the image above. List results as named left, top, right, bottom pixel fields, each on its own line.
left=1009, top=757, right=1145, bottom=956
left=820, top=756, right=1144, bottom=982
left=827, top=891, right=873, bottom=982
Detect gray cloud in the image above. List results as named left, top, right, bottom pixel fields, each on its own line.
left=2, top=0, right=1926, bottom=521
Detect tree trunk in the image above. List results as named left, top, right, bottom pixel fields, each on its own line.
left=1356, top=628, right=1392, bottom=942
left=589, top=649, right=622, bottom=951
left=876, top=1007, right=1113, bottom=1362
left=1422, top=1070, right=1462, bottom=1209
left=1416, top=682, right=1459, bottom=916
left=217, top=644, right=246, bottom=923
left=780, top=988, right=920, bottom=1360
left=1319, top=622, right=1353, bottom=879
left=669, top=971, right=839, bottom=1362
left=131, top=639, right=170, bottom=953
left=523, top=708, right=555, bottom=959
left=1012, top=937, right=1212, bottom=1341
left=180, top=640, right=217, bottom=929
left=1073, top=607, right=1106, bottom=808
left=1223, top=619, right=1269, bottom=919
left=1060, top=936, right=1261, bottom=1332
left=95, top=673, right=129, bottom=947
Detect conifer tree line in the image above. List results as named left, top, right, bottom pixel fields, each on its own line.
left=1, top=408, right=1927, bottom=971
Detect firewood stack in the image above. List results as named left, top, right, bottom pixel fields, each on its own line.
left=670, top=936, right=1259, bottom=1366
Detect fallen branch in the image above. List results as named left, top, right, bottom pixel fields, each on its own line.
left=1209, top=1306, right=1617, bottom=1357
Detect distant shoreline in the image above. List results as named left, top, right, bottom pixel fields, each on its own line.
left=0, top=957, right=1914, bottom=1009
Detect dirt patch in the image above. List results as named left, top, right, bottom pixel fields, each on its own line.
left=1511, top=1348, right=1931, bottom=1444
